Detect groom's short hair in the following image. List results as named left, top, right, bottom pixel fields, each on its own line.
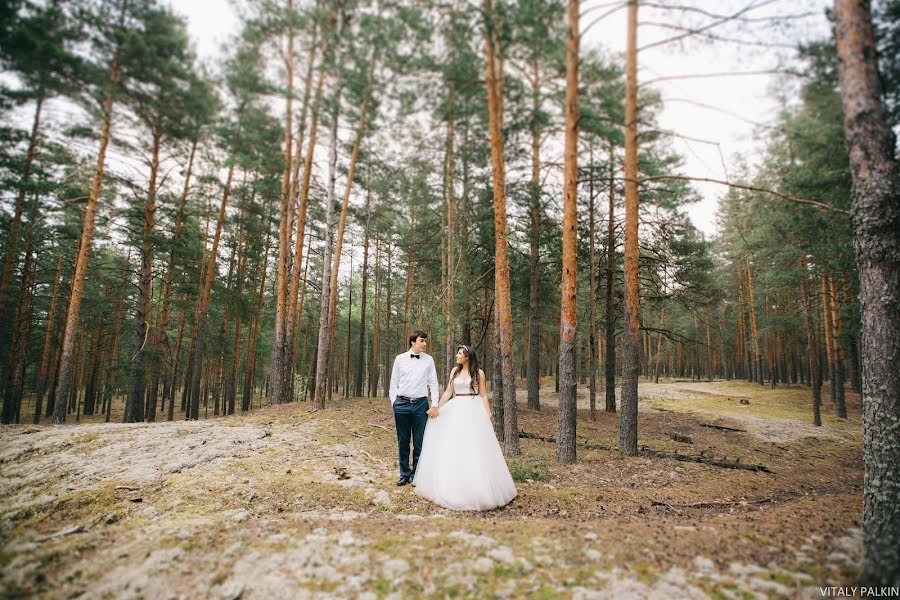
left=408, top=330, right=427, bottom=348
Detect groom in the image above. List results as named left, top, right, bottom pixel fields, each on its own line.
left=388, top=330, right=439, bottom=486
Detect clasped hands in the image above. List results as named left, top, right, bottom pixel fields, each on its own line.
left=427, top=406, right=440, bottom=419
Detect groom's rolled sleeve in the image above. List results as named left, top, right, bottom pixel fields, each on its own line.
left=426, top=357, right=439, bottom=406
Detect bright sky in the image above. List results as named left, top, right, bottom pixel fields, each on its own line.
left=167, top=0, right=833, bottom=236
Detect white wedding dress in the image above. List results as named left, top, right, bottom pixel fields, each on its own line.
left=413, top=372, right=517, bottom=511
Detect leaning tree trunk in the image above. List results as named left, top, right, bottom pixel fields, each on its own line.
left=557, top=0, right=580, bottom=464
left=618, top=0, right=639, bottom=456
left=52, top=55, right=120, bottom=424
left=0, top=93, right=43, bottom=330
left=484, top=0, right=519, bottom=455
left=833, top=0, right=900, bottom=585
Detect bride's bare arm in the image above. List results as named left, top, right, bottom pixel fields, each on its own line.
left=479, top=370, right=492, bottom=420
left=428, top=377, right=455, bottom=417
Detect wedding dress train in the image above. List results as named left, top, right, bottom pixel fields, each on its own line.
left=413, top=372, right=517, bottom=511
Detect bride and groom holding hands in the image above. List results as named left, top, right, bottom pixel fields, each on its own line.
left=388, top=330, right=518, bottom=511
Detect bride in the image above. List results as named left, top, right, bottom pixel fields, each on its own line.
left=413, top=344, right=517, bottom=511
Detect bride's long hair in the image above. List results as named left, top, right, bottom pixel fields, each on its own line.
left=452, top=345, right=480, bottom=394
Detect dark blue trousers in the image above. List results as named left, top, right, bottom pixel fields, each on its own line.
left=393, top=397, right=429, bottom=478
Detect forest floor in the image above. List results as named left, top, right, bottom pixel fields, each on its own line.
left=1, top=379, right=862, bottom=599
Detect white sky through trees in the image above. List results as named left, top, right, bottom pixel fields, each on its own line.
left=171, top=1, right=833, bottom=236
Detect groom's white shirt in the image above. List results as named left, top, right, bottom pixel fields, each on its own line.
left=389, top=351, right=439, bottom=406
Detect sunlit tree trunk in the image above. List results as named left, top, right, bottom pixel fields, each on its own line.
left=557, top=0, right=579, bottom=463
left=52, top=54, right=121, bottom=424
left=484, top=0, right=519, bottom=455
left=618, top=0, right=639, bottom=455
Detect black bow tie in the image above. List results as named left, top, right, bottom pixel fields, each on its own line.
left=411, top=354, right=420, bottom=359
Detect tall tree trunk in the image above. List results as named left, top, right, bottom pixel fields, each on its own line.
left=833, top=0, right=900, bottom=583
left=243, top=233, right=271, bottom=412
left=2, top=222, right=35, bottom=424
left=272, top=0, right=299, bottom=407
left=104, top=255, right=129, bottom=423
left=589, top=150, right=598, bottom=419
left=830, top=276, right=848, bottom=416
left=557, top=0, right=580, bottom=463
left=355, top=190, right=372, bottom=397
left=52, top=55, right=120, bottom=424
left=745, top=257, right=763, bottom=385
left=822, top=271, right=837, bottom=397
left=33, top=250, right=63, bottom=422
left=484, top=0, right=519, bottom=455
left=280, top=13, right=334, bottom=406
left=125, top=129, right=162, bottom=423
left=800, top=257, right=822, bottom=426
left=149, top=138, right=197, bottom=422
left=382, top=238, right=392, bottom=398
left=619, top=0, right=639, bottom=456
left=369, top=239, right=381, bottom=397
left=0, top=94, right=43, bottom=329
left=313, top=87, right=343, bottom=411
left=527, top=58, right=542, bottom=411
left=188, top=163, right=236, bottom=420
left=444, top=88, right=457, bottom=383
left=605, top=142, right=617, bottom=412
left=323, top=56, right=374, bottom=400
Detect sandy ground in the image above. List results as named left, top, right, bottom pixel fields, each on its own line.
left=1, top=379, right=863, bottom=599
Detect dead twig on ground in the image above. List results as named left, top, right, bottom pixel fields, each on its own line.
left=36, top=525, right=86, bottom=543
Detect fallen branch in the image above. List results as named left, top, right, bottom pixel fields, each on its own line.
left=519, top=430, right=773, bottom=473
left=36, top=525, right=86, bottom=543
left=640, top=446, right=773, bottom=473
left=651, top=497, right=774, bottom=509
left=700, top=422, right=747, bottom=433
left=367, top=422, right=390, bottom=432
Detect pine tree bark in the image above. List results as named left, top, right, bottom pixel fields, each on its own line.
left=33, top=251, right=63, bottom=422
left=605, top=142, right=617, bottom=412
left=312, top=89, right=343, bottom=411
left=2, top=223, right=35, bottom=424
left=355, top=190, right=372, bottom=397
left=830, top=276, right=848, bottom=416
left=618, top=0, right=639, bottom=455
left=52, top=54, right=121, bottom=424
left=745, top=257, right=763, bottom=385
left=125, top=129, right=163, bottom=423
left=0, top=94, right=43, bottom=329
left=484, top=0, right=519, bottom=455
left=243, top=232, right=271, bottom=412
left=800, top=257, right=822, bottom=426
left=323, top=56, right=374, bottom=400
left=527, top=58, right=542, bottom=411
left=589, top=151, right=598, bottom=419
left=557, top=0, right=580, bottom=463
left=188, top=163, right=236, bottom=420
left=833, top=0, right=900, bottom=583
left=369, top=238, right=381, bottom=397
